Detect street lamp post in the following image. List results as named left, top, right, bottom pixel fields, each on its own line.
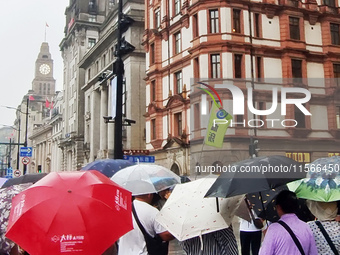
left=1, top=97, right=29, bottom=174
left=16, top=117, right=21, bottom=170
left=114, top=0, right=124, bottom=160
left=0, top=124, right=19, bottom=170
left=23, top=98, right=29, bottom=174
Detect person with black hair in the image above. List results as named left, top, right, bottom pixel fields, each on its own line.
left=259, top=190, right=318, bottom=255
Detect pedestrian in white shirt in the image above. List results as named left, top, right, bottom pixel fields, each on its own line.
left=118, top=193, right=174, bottom=255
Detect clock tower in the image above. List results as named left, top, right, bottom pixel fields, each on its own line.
left=32, top=42, right=56, bottom=95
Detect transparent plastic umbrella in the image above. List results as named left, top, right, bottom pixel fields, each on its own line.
left=111, top=164, right=181, bottom=195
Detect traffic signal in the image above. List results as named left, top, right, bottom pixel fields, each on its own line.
left=249, top=140, right=259, bottom=158
left=114, top=37, right=135, bottom=57
left=37, top=165, right=42, bottom=173
left=120, top=14, right=134, bottom=34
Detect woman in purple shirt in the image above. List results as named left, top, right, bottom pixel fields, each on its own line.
left=259, top=190, right=318, bottom=255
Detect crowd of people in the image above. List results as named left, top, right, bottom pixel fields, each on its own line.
left=113, top=189, right=339, bottom=255
left=4, top=189, right=339, bottom=255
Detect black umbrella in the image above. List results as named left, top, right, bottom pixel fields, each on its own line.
left=247, top=185, right=288, bottom=222
left=1, top=173, right=48, bottom=188
left=180, top=175, right=191, bottom=183
left=247, top=190, right=314, bottom=223
left=205, top=155, right=306, bottom=198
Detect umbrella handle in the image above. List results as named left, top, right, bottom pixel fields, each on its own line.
left=199, top=232, right=204, bottom=252
left=216, top=197, right=219, bottom=213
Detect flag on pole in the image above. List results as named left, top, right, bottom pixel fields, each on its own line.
left=46, top=22, right=49, bottom=27
left=198, top=85, right=232, bottom=148
left=45, top=99, right=50, bottom=108
left=28, top=95, right=35, bottom=101
left=204, top=103, right=232, bottom=148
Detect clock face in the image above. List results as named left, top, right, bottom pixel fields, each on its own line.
left=39, top=64, right=50, bottom=75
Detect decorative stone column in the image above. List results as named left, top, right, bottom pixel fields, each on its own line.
left=100, top=85, right=108, bottom=158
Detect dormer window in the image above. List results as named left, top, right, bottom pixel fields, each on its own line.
left=88, top=0, right=97, bottom=14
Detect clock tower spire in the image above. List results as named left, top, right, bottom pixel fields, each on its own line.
left=31, top=42, right=56, bottom=96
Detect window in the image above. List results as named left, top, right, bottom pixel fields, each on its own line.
left=210, top=54, right=221, bottom=79
left=96, top=61, right=99, bottom=73
left=109, top=0, right=115, bottom=9
left=150, top=43, right=155, bottom=64
left=254, top=13, right=261, bottom=37
left=151, top=119, right=156, bottom=140
left=175, top=71, right=183, bottom=94
left=330, top=23, right=340, bottom=45
left=102, top=54, right=106, bottom=67
left=233, top=9, right=241, bottom=33
left=295, top=105, right=306, bottom=128
left=155, top=8, right=161, bottom=28
left=88, top=38, right=96, bottom=48
left=235, top=115, right=244, bottom=127
left=258, top=102, right=265, bottom=123
left=193, top=57, right=200, bottom=78
left=336, top=106, right=340, bottom=129
left=151, top=80, right=156, bottom=101
left=256, top=56, right=262, bottom=80
left=212, top=161, right=224, bottom=174
left=88, top=68, right=91, bottom=80
left=110, top=47, right=114, bottom=61
left=333, top=64, right=340, bottom=86
left=292, top=59, right=302, bottom=83
left=174, top=32, right=181, bottom=54
left=174, top=0, right=181, bottom=16
left=194, top=103, right=200, bottom=130
left=323, top=0, right=335, bottom=7
left=289, top=0, right=299, bottom=7
left=89, top=15, right=96, bottom=22
left=193, top=14, right=199, bottom=38
left=209, top=9, right=219, bottom=33
left=289, top=17, right=300, bottom=40
left=174, top=113, right=182, bottom=136
left=234, top=54, right=242, bottom=78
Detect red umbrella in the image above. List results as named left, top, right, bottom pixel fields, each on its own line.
left=5, top=170, right=133, bottom=255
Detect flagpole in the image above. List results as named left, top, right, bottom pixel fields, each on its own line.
left=44, top=22, right=48, bottom=42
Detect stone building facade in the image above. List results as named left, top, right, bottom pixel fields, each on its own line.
left=143, top=0, right=340, bottom=176
left=60, top=0, right=146, bottom=169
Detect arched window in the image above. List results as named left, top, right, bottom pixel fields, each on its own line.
left=212, top=161, right=223, bottom=174
left=171, top=163, right=180, bottom=175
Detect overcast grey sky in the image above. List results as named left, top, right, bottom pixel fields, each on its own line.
left=0, top=0, right=69, bottom=126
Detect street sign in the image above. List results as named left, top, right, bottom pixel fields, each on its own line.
left=14, top=169, right=22, bottom=177
left=123, top=150, right=150, bottom=155
left=20, top=147, right=33, bottom=157
left=123, top=155, right=155, bottom=163
left=22, top=157, right=31, bottom=165
left=6, top=167, right=13, bottom=178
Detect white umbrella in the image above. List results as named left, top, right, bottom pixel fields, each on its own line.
left=111, top=164, right=180, bottom=195
left=155, top=176, right=243, bottom=241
